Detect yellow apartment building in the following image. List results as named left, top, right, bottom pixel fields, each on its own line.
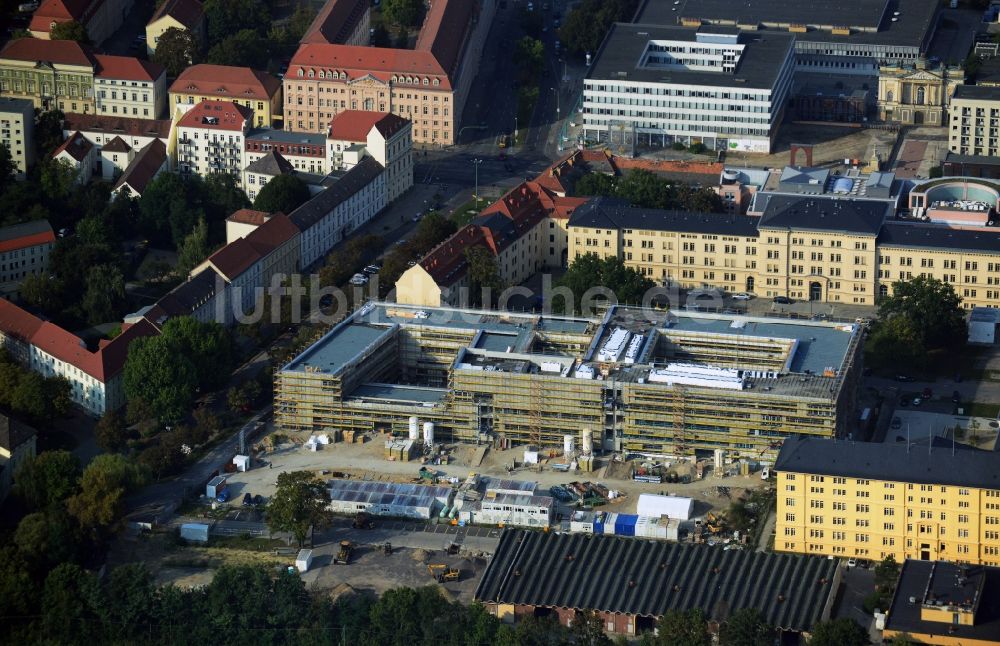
left=169, top=64, right=281, bottom=128
left=775, top=436, right=1000, bottom=567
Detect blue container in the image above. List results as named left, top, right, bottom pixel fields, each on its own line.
left=594, top=520, right=604, bottom=534
left=614, top=514, right=638, bottom=537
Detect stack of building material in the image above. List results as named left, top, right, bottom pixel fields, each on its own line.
left=578, top=455, right=594, bottom=472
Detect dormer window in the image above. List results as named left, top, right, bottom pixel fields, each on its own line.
left=318, top=71, right=325, bottom=79
left=308, top=69, right=314, bottom=78
left=422, top=78, right=429, bottom=85
left=297, top=69, right=304, bottom=77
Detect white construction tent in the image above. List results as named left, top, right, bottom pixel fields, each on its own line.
left=326, top=480, right=454, bottom=520
left=636, top=493, right=694, bottom=521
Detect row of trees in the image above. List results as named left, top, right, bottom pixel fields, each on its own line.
left=554, top=254, right=654, bottom=314
left=0, top=351, right=71, bottom=424
left=575, top=169, right=725, bottom=213
left=558, top=0, right=639, bottom=56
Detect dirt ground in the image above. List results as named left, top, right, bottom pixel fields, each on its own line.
left=726, top=123, right=899, bottom=169
left=226, top=429, right=769, bottom=518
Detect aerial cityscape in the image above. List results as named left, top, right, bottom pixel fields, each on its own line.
left=1, top=0, right=1000, bottom=643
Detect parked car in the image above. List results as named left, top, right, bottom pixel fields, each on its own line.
left=772, top=295, right=792, bottom=304
left=912, top=396, right=923, bottom=406
left=242, top=492, right=253, bottom=506
left=363, top=264, right=381, bottom=274
left=349, top=273, right=368, bottom=286
left=216, top=489, right=231, bottom=503
left=952, top=390, right=961, bottom=404
left=731, top=292, right=753, bottom=301
left=890, top=417, right=902, bottom=430
left=895, top=374, right=912, bottom=382
left=846, top=558, right=857, bottom=568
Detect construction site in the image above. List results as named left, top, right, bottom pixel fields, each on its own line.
left=274, top=302, right=863, bottom=462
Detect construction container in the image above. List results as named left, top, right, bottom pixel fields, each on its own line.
left=206, top=476, right=227, bottom=499
left=180, top=523, right=209, bottom=543
left=614, top=514, right=638, bottom=537
left=578, top=455, right=594, bottom=472
left=603, top=513, right=618, bottom=535
left=296, top=549, right=313, bottom=573
left=233, top=455, right=250, bottom=472
left=569, top=511, right=594, bottom=533
left=636, top=493, right=693, bottom=521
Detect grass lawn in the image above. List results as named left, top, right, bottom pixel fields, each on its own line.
left=450, top=199, right=485, bottom=226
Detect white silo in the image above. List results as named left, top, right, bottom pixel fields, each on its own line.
left=408, top=416, right=419, bottom=441
left=563, top=434, right=575, bottom=456
left=423, top=422, right=435, bottom=446
left=581, top=428, right=593, bottom=455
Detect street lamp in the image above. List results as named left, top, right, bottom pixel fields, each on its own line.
left=472, top=158, right=483, bottom=208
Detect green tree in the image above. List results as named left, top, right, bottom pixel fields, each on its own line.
left=41, top=563, right=101, bottom=643
left=874, top=555, right=901, bottom=592
left=513, top=36, right=545, bottom=77
left=616, top=168, right=670, bottom=208
left=203, top=0, right=270, bottom=42
left=0, top=546, right=35, bottom=625
left=650, top=608, right=710, bottom=646
left=266, top=471, right=333, bottom=546
left=206, top=29, right=270, bottom=68
left=50, top=20, right=90, bottom=44
left=39, top=158, right=78, bottom=200
left=95, top=410, right=130, bottom=453
left=559, top=0, right=638, bottom=55
left=808, top=618, right=869, bottom=646
left=286, top=3, right=317, bottom=42
left=35, top=109, right=66, bottom=158
left=160, top=316, right=234, bottom=389
left=66, top=454, right=146, bottom=533
left=575, top=172, right=617, bottom=197
left=82, top=263, right=126, bottom=324
left=465, top=245, right=503, bottom=307
left=152, top=27, right=199, bottom=77
left=383, top=0, right=424, bottom=27
left=101, top=564, right=156, bottom=643
left=570, top=609, right=612, bottom=646
left=14, top=450, right=80, bottom=510
left=866, top=316, right=924, bottom=372
left=411, top=211, right=458, bottom=250
left=0, top=143, right=17, bottom=190
left=252, top=173, right=311, bottom=213
left=13, top=508, right=80, bottom=571
left=176, top=217, right=211, bottom=276
left=556, top=253, right=654, bottom=313
left=122, top=335, right=199, bottom=422
left=719, top=608, right=774, bottom=646
left=878, top=276, right=966, bottom=351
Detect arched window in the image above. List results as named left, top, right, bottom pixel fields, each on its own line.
left=422, top=77, right=429, bottom=85
left=886, top=90, right=893, bottom=102
left=433, top=78, right=440, bottom=86
left=308, top=69, right=314, bottom=78
left=916, top=86, right=925, bottom=105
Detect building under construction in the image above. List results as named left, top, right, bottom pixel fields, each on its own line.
left=273, top=302, right=863, bottom=462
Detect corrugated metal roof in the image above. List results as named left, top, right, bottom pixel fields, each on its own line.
left=475, top=530, right=837, bottom=632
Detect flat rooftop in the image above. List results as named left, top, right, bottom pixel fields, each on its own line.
left=283, top=322, right=391, bottom=375
left=587, top=24, right=795, bottom=90
left=640, top=0, right=940, bottom=50
left=280, top=303, right=860, bottom=399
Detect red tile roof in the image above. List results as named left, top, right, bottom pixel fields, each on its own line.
left=148, top=0, right=204, bottom=30
left=0, top=38, right=95, bottom=67
left=0, top=298, right=158, bottom=382
left=207, top=213, right=298, bottom=280
left=416, top=0, right=476, bottom=77
left=300, top=0, right=368, bottom=44
left=227, top=209, right=271, bottom=226
left=177, top=100, right=253, bottom=132
left=0, top=298, right=44, bottom=345
left=95, top=55, right=165, bottom=82
left=0, top=221, right=55, bottom=254
left=62, top=113, right=172, bottom=139
left=113, top=139, right=167, bottom=196
left=170, top=64, right=281, bottom=101
left=52, top=131, right=93, bottom=161
left=328, top=110, right=408, bottom=141
left=29, top=0, right=93, bottom=34
left=245, top=212, right=299, bottom=251
left=288, top=44, right=451, bottom=89
left=101, top=135, right=131, bottom=153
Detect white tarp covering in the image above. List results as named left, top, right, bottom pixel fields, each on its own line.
left=636, top=493, right=693, bottom=521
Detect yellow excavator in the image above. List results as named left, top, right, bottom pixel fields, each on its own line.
left=427, top=564, right=460, bottom=582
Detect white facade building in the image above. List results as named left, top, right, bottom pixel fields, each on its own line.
left=583, top=25, right=796, bottom=153
left=0, top=97, right=34, bottom=179
left=177, top=99, right=252, bottom=186
left=0, top=220, right=55, bottom=299
left=94, top=55, right=167, bottom=120
left=289, top=155, right=386, bottom=268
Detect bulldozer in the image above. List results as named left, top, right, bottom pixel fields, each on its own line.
left=428, top=564, right=460, bottom=583
left=334, top=540, right=352, bottom=565
left=705, top=511, right=724, bottom=534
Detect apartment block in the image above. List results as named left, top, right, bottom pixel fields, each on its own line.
left=0, top=39, right=96, bottom=114
left=29, top=0, right=134, bottom=46
left=0, top=220, right=55, bottom=298
left=62, top=112, right=174, bottom=176
left=176, top=100, right=252, bottom=185
left=949, top=85, right=1000, bottom=157
left=583, top=25, right=795, bottom=152
left=94, top=55, right=166, bottom=119
left=170, top=65, right=281, bottom=128
left=327, top=110, right=412, bottom=202
left=0, top=97, right=34, bottom=179
left=776, top=436, right=1000, bottom=566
